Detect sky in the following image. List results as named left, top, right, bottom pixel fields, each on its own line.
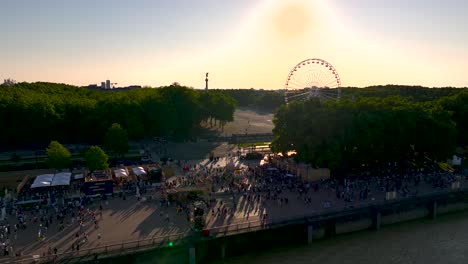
left=1, top=0, right=467, bottom=88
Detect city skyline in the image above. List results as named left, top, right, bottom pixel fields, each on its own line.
left=1, top=0, right=467, bottom=88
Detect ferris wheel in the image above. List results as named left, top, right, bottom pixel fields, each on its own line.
left=284, top=58, right=341, bottom=104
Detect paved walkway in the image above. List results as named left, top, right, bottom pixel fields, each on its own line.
left=4, top=175, right=465, bottom=261
left=3, top=147, right=465, bottom=261
left=10, top=196, right=191, bottom=258
left=204, top=180, right=467, bottom=230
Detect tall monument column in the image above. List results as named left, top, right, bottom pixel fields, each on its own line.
left=205, top=72, right=209, bottom=90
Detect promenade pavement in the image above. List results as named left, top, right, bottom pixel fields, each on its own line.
left=4, top=148, right=465, bottom=261
left=11, top=195, right=191, bottom=258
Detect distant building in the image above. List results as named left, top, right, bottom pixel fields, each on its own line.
left=87, top=84, right=99, bottom=90
left=85, top=82, right=143, bottom=91
left=2, top=78, right=16, bottom=86
left=110, top=85, right=142, bottom=91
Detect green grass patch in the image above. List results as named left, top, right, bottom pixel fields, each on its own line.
left=237, top=142, right=271, bottom=147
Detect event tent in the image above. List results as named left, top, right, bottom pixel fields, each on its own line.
left=31, top=174, right=55, bottom=188
left=132, top=167, right=146, bottom=176
left=114, top=168, right=129, bottom=178
left=31, top=173, right=72, bottom=188
left=51, top=172, right=71, bottom=186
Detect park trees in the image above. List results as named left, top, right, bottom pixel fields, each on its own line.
left=212, top=93, right=236, bottom=129
left=104, top=123, right=129, bottom=157
left=271, top=96, right=459, bottom=175
left=214, top=89, right=284, bottom=112
left=439, top=91, right=468, bottom=147
left=0, top=82, right=468, bottom=163
left=158, top=84, right=203, bottom=137
left=85, top=146, right=109, bottom=172
left=199, top=92, right=237, bottom=128
left=46, top=141, right=72, bottom=170
left=0, top=82, right=236, bottom=149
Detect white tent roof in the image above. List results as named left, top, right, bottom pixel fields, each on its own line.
left=31, top=174, right=54, bottom=188
left=114, top=168, right=128, bottom=178
left=132, top=167, right=146, bottom=176
left=73, top=174, right=84, bottom=180
left=51, top=172, right=71, bottom=186
left=31, top=173, right=72, bottom=188
left=37, top=174, right=54, bottom=182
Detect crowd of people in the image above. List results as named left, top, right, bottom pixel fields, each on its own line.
left=169, top=156, right=466, bottom=226
left=0, top=149, right=465, bottom=260
left=0, top=194, right=109, bottom=259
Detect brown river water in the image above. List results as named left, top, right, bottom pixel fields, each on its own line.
left=215, top=211, right=468, bottom=264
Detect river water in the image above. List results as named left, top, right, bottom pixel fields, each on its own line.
left=214, top=211, right=468, bottom=264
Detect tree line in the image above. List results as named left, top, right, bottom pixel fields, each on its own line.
left=212, top=89, right=285, bottom=112
left=46, top=140, right=109, bottom=172
left=211, top=86, right=467, bottom=113
left=0, top=82, right=236, bottom=150
left=271, top=91, right=468, bottom=175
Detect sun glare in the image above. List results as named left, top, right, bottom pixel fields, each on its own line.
left=201, top=0, right=343, bottom=89
left=271, top=3, right=312, bottom=38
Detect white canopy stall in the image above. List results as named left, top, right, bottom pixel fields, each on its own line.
left=31, top=173, right=72, bottom=189
left=31, top=174, right=54, bottom=188
left=51, top=172, right=72, bottom=186
left=132, top=167, right=146, bottom=176
left=114, top=168, right=129, bottom=178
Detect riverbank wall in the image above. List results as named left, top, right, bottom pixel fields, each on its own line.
left=94, top=189, right=468, bottom=264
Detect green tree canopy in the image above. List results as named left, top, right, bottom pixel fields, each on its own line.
left=0, top=82, right=237, bottom=148
left=85, top=146, right=109, bottom=172
left=46, top=141, right=72, bottom=169
left=104, top=123, right=129, bottom=156
left=1, top=82, right=466, bottom=152
left=272, top=96, right=459, bottom=175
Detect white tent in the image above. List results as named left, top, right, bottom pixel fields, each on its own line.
left=114, top=168, right=129, bottom=178
left=31, top=173, right=73, bottom=188
left=31, top=174, right=54, bottom=188
left=132, top=167, right=146, bottom=176
left=51, top=172, right=71, bottom=186
left=73, top=174, right=84, bottom=180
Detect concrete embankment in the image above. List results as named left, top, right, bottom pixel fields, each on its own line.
left=96, top=190, right=468, bottom=264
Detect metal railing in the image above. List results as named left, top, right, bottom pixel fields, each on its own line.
left=0, top=232, right=189, bottom=264
left=207, top=186, right=468, bottom=237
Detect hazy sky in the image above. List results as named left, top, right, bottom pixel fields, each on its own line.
left=1, top=0, right=467, bottom=88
